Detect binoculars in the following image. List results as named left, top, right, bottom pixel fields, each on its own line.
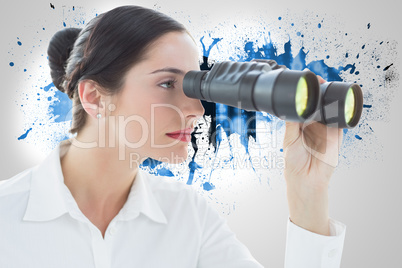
left=183, top=60, right=363, bottom=128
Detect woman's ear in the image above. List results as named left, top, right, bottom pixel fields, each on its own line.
left=77, top=80, right=104, bottom=119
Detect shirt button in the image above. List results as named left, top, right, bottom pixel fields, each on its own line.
left=328, top=249, right=337, bottom=258
left=109, top=226, right=118, bottom=236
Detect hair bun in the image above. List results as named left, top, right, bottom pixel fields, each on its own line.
left=47, top=28, right=82, bottom=93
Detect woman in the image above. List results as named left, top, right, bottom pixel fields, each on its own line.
left=0, top=5, right=345, bottom=268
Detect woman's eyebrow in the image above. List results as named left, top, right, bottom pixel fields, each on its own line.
left=149, top=67, right=186, bottom=75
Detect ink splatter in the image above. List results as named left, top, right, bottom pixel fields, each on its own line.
left=203, top=182, right=216, bottom=191
left=11, top=7, right=399, bottom=214
left=12, top=6, right=97, bottom=152
left=46, top=83, right=73, bottom=123
left=17, top=128, right=32, bottom=140
left=167, top=10, right=398, bottom=213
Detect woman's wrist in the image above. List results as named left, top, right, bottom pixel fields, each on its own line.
left=287, top=186, right=330, bottom=236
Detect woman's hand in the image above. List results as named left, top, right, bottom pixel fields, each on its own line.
left=283, top=76, right=343, bottom=236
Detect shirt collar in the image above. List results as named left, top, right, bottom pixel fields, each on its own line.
left=23, top=140, right=68, bottom=221
left=23, top=140, right=168, bottom=225
left=119, top=169, right=168, bottom=224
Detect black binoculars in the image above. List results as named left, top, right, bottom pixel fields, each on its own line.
left=183, top=60, right=363, bottom=128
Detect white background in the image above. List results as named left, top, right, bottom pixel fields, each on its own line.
left=1, top=0, right=401, bottom=267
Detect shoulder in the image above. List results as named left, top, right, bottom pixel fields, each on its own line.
left=0, top=167, right=33, bottom=198
left=0, top=167, right=34, bottom=220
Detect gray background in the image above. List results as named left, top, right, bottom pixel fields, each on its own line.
left=1, top=0, right=401, bottom=267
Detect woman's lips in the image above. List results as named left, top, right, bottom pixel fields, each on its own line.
left=166, top=128, right=193, bottom=142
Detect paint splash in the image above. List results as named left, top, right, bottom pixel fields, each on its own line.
left=17, top=128, right=32, bottom=140
left=11, top=6, right=399, bottom=213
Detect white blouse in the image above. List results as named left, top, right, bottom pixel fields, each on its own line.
left=0, top=142, right=345, bottom=267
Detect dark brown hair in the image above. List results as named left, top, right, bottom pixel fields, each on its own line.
left=47, top=5, right=186, bottom=134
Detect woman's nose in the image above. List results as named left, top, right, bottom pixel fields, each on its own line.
left=181, top=91, right=205, bottom=121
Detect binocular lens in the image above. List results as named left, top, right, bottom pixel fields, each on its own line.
left=318, top=82, right=363, bottom=128
left=295, top=77, right=309, bottom=117
left=344, top=87, right=355, bottom=124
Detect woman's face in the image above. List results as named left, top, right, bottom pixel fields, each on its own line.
left=109, top=31, right=205, bottom=164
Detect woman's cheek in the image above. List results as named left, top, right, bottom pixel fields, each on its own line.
left=122, top=117, right=150, bottom=144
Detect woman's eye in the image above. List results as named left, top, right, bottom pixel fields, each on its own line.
left=159, top=79, right=177, bottom=89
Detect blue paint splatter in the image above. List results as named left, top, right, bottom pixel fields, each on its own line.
left=140, top=158, right=159, bottom=169
left=200, top=36, right=222, bottom=58
left=29, top=16, right=370, bottom=192
left=42, top=33, right=364, bottom=190
left=9, top=62, right=14, bottom=67
left=187, top=159, right=202, bottom=185
left=141, top=158, right=174, bottom=177
left=43, top=83, right=53, bottom=92
left=190, top=33, right=365, bottom=189
left=17, top=41, right=22, bottom=46
left=155, top=167, right=174, bottom=177
left=211, top=36, right=360, bottom=155
left=49, top=93, right=72, bottom=122
left=17, top=128, right=32, bottom=140
left=203, top=182, right=215, bottom=191
left=44, top=83, right=73, bottom=122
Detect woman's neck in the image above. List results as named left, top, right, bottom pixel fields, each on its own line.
left=60, top=136, right=139, bottom=236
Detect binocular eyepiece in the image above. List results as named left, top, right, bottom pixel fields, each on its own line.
left=183, top=60, right=363, bottom=129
